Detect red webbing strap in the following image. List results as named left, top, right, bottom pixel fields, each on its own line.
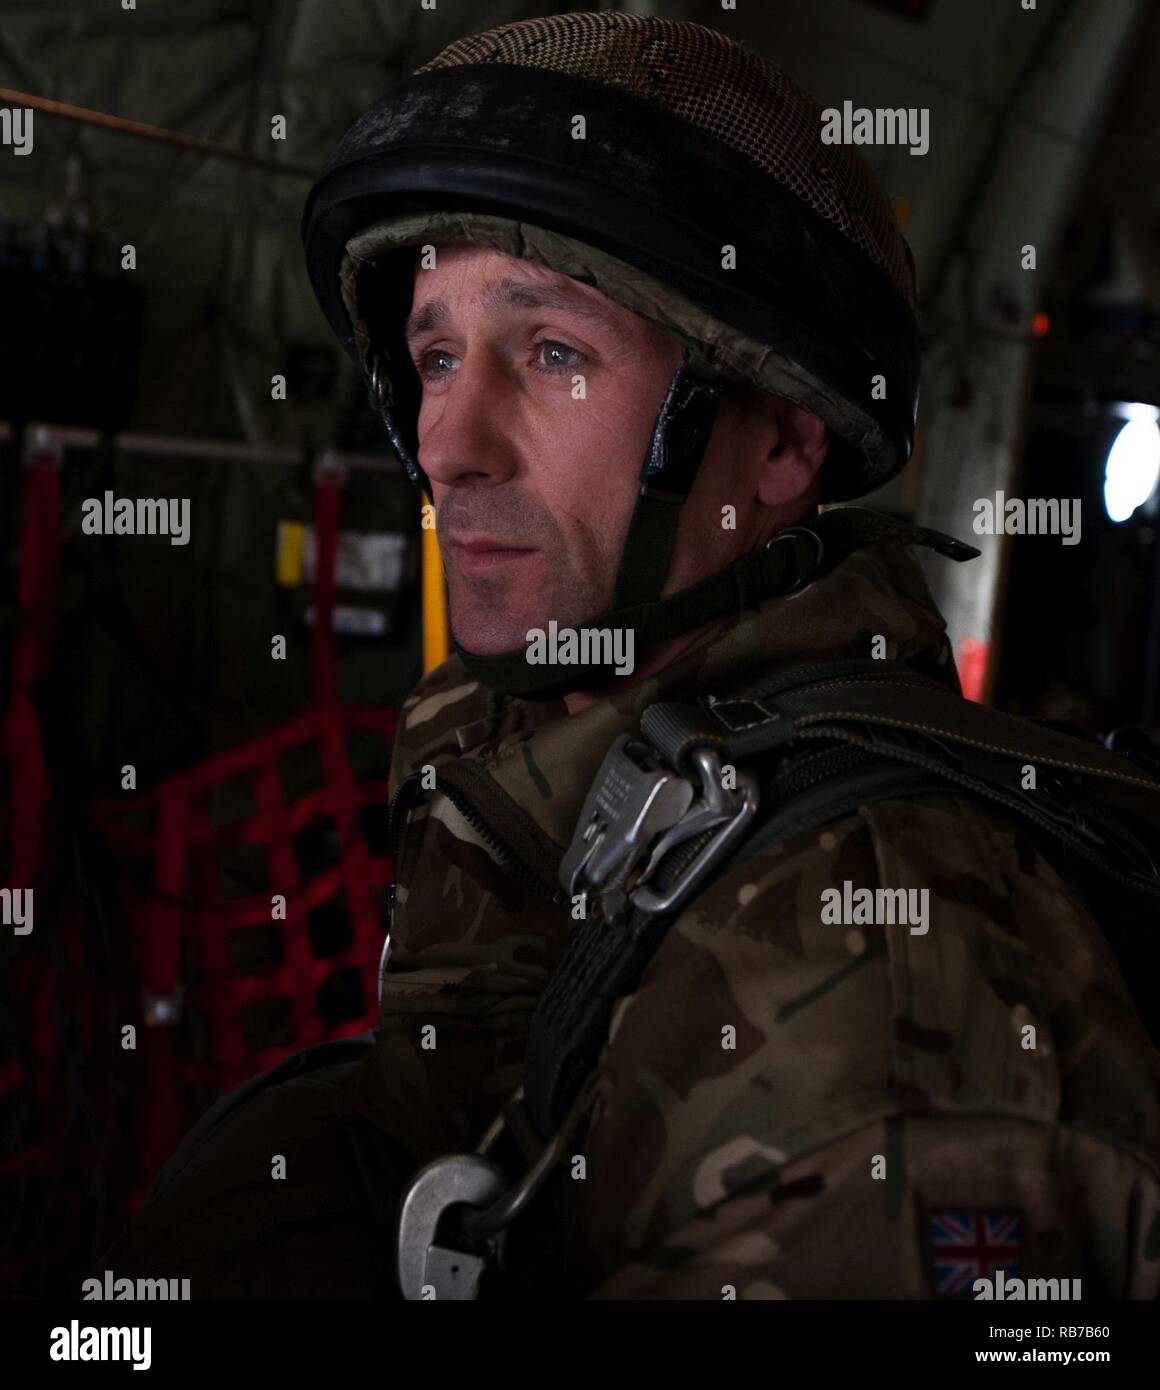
left=298, top=467, right=346, bottom=1045
left=309, top=467, right=384, bottom=1016
left=81, top=465, right=398, bottom=1128
left=2, top=450, right=60, bottom=887
left=147, top=776, right=187, bottom=1005
left=256, top=754, right=320, bottom=1047
left=183, top=788, right=240, bottom=1081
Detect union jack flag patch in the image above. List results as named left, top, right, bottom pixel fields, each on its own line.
left=924, top=1208, right=1023, bottom=1297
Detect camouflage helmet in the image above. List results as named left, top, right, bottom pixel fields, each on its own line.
left=301, top=11, right=922, bottom=698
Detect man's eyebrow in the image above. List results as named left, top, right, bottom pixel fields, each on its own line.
left=404, top=277, right=609, bottom=344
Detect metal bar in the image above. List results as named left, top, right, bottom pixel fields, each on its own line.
left=0, top=87, right=315, bottom=179
left=4, top=424, right=403, bottom=473
left=314, top=446, right=401, bottom=475
left=115, top=432, right=301, bottom=464
left=23, top=423, right=101, bottom=450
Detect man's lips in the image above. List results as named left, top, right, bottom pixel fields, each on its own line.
left=447, top=536, right=539, bottom=568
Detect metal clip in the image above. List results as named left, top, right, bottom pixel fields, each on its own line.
left=630, top=747, right=760, bottom=916
left=395, top=1153, right=510, bottom=1300
left=395, top=1074, right=599, bottom=1300
left=561, top=732, right=760, bottom=923
left=559, top=734, right=694, bottom=919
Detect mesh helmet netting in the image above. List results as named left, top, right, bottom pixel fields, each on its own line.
left=418, top=10, right=917, bottom=312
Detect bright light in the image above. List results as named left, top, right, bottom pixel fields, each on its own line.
left=1104, top=404, right=1160, bottom=523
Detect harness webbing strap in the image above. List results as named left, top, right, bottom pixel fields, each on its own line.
left=442, top=654, right=1160, bottom=1300
left=453, top=507, right=980, bottom=700
left=519, top=657, right=1160, bottom=1159
left=521, top=741, right=949, bottom=1142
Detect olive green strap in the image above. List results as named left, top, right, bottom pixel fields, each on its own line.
left=454, top=506, right=978, bottom=700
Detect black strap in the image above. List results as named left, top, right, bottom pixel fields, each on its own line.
left=453, top=507, right=979, bottom=700
left=610, top=359, right=723, bottom=610
left=522, top=738, right=949, bottom=1143
left=498, top=741, right=952, bottom=1298
left=640, top=657, right=950, bottom=773
left=504, top=658, right=1160, bottom=1293
left=522, top=659, right=1160, bottom=1137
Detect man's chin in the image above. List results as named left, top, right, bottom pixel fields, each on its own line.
left=451, top=632, right=526, bottom=657
left=449, top=610, right=593, bottom=657
left=449, top=616, right=534, bottom=657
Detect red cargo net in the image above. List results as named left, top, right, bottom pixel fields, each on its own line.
left=86, top=466, right=397, bottom=1189
left=1, top=452, right=398, bottom=1225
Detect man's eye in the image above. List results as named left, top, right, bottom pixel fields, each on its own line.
left=416, top=348, right=456, bottom=379
left=534, top=340, right=585, bottom=374
left=415, top=341, right=585, bottom=382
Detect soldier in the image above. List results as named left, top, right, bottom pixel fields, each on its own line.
left=98, top=12, right=1160, bottom=1299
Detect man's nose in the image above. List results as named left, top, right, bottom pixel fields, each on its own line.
left=417, top=350, right=520, bottom=488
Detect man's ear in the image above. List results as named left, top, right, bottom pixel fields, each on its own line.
left=756, top=401, right=830, bottom=509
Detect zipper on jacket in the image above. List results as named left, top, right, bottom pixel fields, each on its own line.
left=387, top=769, right=565, bottom=905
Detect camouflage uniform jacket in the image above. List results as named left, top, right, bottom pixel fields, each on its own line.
left=372, top=537, right=1160, bottom=1300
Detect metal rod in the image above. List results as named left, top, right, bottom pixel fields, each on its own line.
left=116, top=432, right=301, bottom=465
left=7, top=423, right=402, bottom=472
left=0, top=87, right=315, bottom=179
left=23, top=423, right=101, bottom=449
left=117, top=434, right=400, bottom=472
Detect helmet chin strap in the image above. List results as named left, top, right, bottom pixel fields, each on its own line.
left=378, top=349, right=824, bottom=701
left=452, top=352, right=748, bottom=700
left=374, top=349, right=976, bottom=703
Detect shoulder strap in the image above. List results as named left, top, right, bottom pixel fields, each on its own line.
left=644, top=661, right=1160, bottom=895
left=503, top=659, right=1160, bottom=1293
left=525, top=658, right=1160, bottom=1138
